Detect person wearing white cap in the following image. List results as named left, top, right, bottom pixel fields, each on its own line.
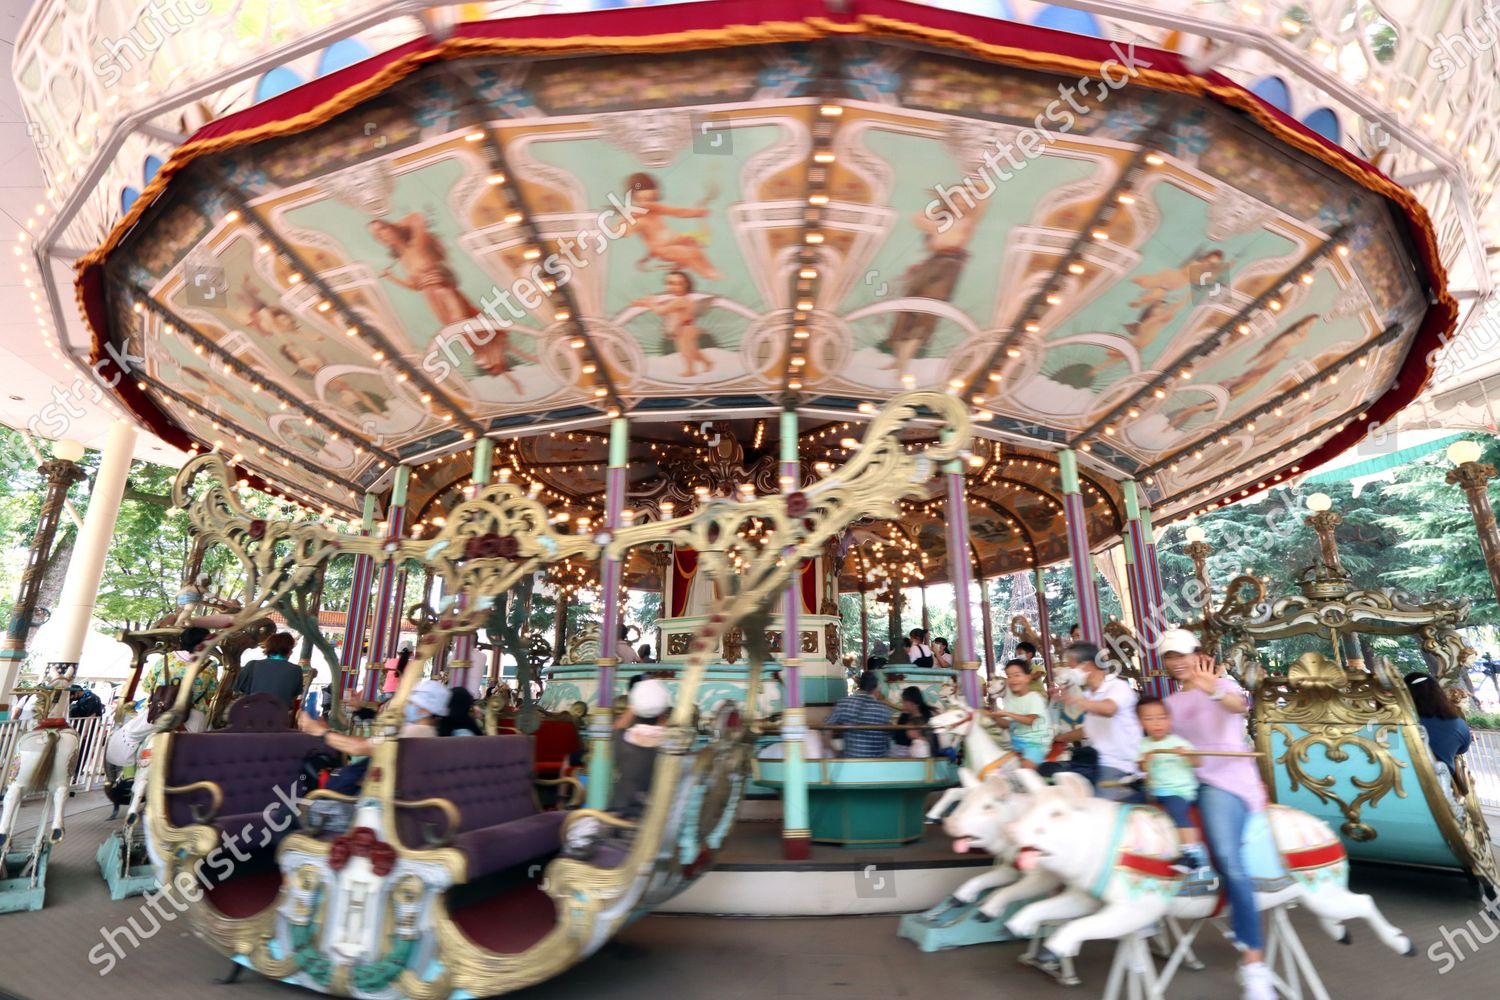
left=608, top=678, right=673, bottom=820
left=1156, top=627, right=1271, bottom=1000
left=299, top=678, right=451, bottom=756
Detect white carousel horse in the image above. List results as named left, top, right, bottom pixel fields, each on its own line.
left=104, top=707, right=156, bottom=827
left=1004, top=770, right=1413, bottom=961
left=941, top=766, right=1068, bottom=921
left=0, top=665, right=80, bottom=878
left=924, top=702, right=1021, bottom=823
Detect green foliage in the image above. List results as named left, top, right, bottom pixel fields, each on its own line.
left=1465, top=713, right=1500, bottom=731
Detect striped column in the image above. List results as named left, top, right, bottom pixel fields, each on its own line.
left=1058, top=449, right=1103, bottom=647
left=1123, top=481, right=1170, bottom=697
left=586, top=417, right=630, bottom=810
left=387, top=568, right=410, bottom=659
left=779, top=407, right=811, bottom=860
left=1033, top=566, right=1056, bottom=686
left=943, top=430, right=981, bottom=706
left=339, top=494, right=379, bottom=702
left=364, top=465, right=410, bottom=700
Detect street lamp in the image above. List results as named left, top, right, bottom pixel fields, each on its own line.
left=1445, top=439, right=1500, bottom=606
left=1303, top=491, right=1348, bottom=584
left=0, top=439, right=88, bottom=717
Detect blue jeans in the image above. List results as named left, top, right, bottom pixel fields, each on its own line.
left=1095, top=766, right=1138, bottom=802
left=1156, top=794, right=1194, bottom=830
left=1198, top=783, right=1264, bottom=951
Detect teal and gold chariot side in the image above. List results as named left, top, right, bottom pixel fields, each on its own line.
left=1211, top=502, right=1498, bottom=892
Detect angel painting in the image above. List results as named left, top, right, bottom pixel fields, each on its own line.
left=369, top=212, right=534, bottom=392
left=1128, top=248, right=1231, bottom=308
left=1164, top=314, right=1320, bottom=429
left=634, top=270, right=715, bottom=376
left=623, top=172, right=722, bottom=280
left=880, top=186, right=988, bottom=372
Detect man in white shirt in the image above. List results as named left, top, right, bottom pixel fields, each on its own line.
left=1060, top=641, right=1141, bottom=800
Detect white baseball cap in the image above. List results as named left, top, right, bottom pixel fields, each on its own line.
left=408, top=679, right=452, bottom=718
left=629, top=678, right=672, bottom=718
left=1157, top=628, right=1201, bottom=656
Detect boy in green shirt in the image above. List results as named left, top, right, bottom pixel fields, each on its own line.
left=1137, top=697, right=1206, bottom=873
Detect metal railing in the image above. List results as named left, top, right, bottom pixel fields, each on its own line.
left=0, top=716, right=115, bottom=796
left=1468, top=728, right=1500, bottom=813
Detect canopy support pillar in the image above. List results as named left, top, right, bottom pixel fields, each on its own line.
left=339, top=494, right=378, bottom=706
left=1059, top=449, right=1103, bottom=647
left=365, top=466, right=409, bottom=700
left=779, top=407, right=810, bottom=860
left=1123, top=481, right=1169, bottom=697
left=943, top=430, right=980, bottom=706
left=586, top=417, right=629, bottom=810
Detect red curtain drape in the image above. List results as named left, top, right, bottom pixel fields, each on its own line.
left=671, top=548, right=699, bottom=618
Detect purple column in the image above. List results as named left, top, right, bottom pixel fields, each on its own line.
left=1124, top=481, right=1170, bottom=697
left=944, top=437, right=981, bottom=706
left=364, top=466, right=410, bottom=700
left=339, top=493, right=378, bottom=702
left=1059, top=449, right=1103, bottom=646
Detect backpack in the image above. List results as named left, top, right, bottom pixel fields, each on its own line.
left=911, top=644, right=935, bottom=670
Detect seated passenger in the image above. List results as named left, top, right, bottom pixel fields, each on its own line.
left=439, top=687, right=480, bottom=737
left=826, top=671, right=895, bottom=757
left=1405, top=672, right=1472, bottom=789
left=893, top=685, right=939, bottom=757
left=299, top=678, right=449, bottom=756
left=233, top=631, right=305, bottom=714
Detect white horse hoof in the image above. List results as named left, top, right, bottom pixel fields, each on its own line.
left=1402, top=939, right=1415, bottom=957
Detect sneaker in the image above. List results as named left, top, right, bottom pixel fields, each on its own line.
left=1170, top=852, right=1197, bottom=874
left=1239, top=961, right=1276, bottom=1000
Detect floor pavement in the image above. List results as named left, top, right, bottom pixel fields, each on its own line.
left=0, top=794, right=1496, bottom=999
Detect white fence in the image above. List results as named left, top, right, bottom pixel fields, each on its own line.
left=0, top=716, right=114, bottom=795
left=1469, top=729, right=1500, bottom=813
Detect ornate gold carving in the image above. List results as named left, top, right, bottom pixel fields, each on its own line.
left=799, top=630, right=818, bottom=654
left=765, top=630, right=783, bottom=653
left=667, top=633, right=691, bottom=656
left=1269, top=721, right=1406, bottom=841
left=824, top=623, right=840, bottom=664
left=721, top=626, right=742, bottom=665
left=144, top=391, right=973, bottom=993
left=1286, top=651, right=1349, bottom=692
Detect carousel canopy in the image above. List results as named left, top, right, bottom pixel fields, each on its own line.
left=75, top=2, right=1452, bottom=530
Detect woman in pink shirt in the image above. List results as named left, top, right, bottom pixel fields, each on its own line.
left=1158, top=628, right=1272, bottom=1000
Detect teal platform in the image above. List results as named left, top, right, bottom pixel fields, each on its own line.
left=897, top=888, right=1028, bottom=951
left=0, top=848, right=49, bottom=913
left=756, top=757, right=956, bottom=848
left=97, top=829, right=158, bottom=900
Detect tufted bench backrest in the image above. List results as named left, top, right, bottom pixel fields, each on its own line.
left=165, top=731, right=322, bottom=828
left=394, top=735, right=537, bottom=845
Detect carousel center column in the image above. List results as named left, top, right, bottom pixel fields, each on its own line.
left=779, top=406, right=811, bottom=860
left=364, top=465, right=410, bottom=700
left=339, top=493, right=378, bottom=704
left=585, top=416, right=629, bottom=810
left=1058, top=449, right=1103, bottom=646
left=942, top=429, right=981, bottom=706
left=0, top=442, right=85, bottom=718
left=46, top=421, right=138, bottom=677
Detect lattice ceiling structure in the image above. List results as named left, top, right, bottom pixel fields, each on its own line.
left=12, top=1, right=1483, bottom=560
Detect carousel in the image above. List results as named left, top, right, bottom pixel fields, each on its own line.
left=0, top=0, right=1485, bottom=995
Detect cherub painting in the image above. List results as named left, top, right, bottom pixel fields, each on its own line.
left=238, top=279, right=320, bottom=379
left=622, top=172, right=721, bottom=280
left=634, top=270, right=715, bottom=376
left=369, top=212, right=533, bottom=391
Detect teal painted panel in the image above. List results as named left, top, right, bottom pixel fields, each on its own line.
left=1267, top=722, right=1463, bottom=870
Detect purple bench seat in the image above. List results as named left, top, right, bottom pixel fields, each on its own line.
left=165, top=731, right=323, bottom=857
left=395, top=735, right=565, bottom=880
